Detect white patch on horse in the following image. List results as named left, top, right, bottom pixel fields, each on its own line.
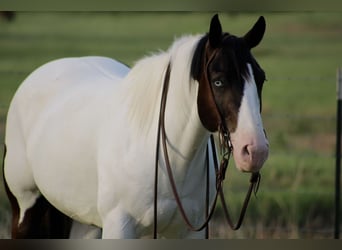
left=230, top=63, right=269, bottom=172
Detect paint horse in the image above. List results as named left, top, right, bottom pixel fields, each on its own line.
left=3, top=14, right=269, bottom=238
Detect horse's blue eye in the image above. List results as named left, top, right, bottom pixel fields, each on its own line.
left=213, top=80, right=224, bottom=87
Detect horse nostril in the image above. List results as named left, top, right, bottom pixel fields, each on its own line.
left=242, top=144, right=251, bottom=158
left=231, top=133, right=269, bottom=173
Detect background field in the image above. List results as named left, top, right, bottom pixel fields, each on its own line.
left=0, top=12, right=341, bottom=238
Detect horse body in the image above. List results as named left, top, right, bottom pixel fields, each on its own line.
left=5, top=37, right=216, bottom=238
left=4, top=15, right=269, bottom=238
left=5, top=57, right=129, bottom=226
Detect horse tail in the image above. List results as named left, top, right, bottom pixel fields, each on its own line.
left=2, top=143, right=12, bottom=200
left=2, top=143, right=21, bottom=238
left=2, top=143, right=13, bottom=203
left=2, top=143, right=6, bottom=174
left=2, top=143, right=16, bottom=207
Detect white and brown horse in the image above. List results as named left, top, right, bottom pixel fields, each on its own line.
left=3, top=14, right=268, bottom=238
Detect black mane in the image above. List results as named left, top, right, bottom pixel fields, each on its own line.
left=190, top=34, right=209, bottom=81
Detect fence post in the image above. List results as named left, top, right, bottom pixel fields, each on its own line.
left=335, top=68, right=342, bottom=239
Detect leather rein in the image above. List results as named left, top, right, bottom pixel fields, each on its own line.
left=153, top=62, right=261, bottom=239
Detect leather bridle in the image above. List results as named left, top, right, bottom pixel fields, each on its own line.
left=153, top=57, right=261, bottom=238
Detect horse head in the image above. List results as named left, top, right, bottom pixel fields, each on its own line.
left=191, top=14, right=269, bottom=173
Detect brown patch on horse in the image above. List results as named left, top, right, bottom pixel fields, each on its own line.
left=191, top=15, right=241, bottom=133
left=13, top=196, right=72, bottom=238
left=9, top=195, right=72, bottom=239
left=191, top=15, right=266, bottom=133
left=191, top=14, right=224, bottom=132
left=196, top=44, right=222, bottom=132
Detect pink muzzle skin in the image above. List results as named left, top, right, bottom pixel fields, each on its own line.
left=230, top=131, right=269, bottom=173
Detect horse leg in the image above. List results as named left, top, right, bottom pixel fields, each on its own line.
left=101, top=206, right=137, bottom=239
left=184, top=229, right=206, bottom=239
left=69, top=220, right=102, bottom=238
left=43, top=199, right=73, bottom=238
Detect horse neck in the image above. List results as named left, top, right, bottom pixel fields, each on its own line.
left=165, top=68, right=209, bottom=164
left=163, top=37, right=210, bottom=172
left=123, top=35, right=209, bottom=173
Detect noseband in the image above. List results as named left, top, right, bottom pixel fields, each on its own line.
left=153, top=58, right=261, bottom=238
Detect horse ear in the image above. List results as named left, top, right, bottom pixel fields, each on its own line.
left=209, top=14, right=222, bottom=49
left=243, top=16, right=266, bottom=49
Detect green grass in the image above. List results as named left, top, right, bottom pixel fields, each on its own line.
left=1, top=12, right=342, bottom=238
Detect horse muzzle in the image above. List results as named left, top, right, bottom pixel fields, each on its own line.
left=230, top=131, right=269, bottom=173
